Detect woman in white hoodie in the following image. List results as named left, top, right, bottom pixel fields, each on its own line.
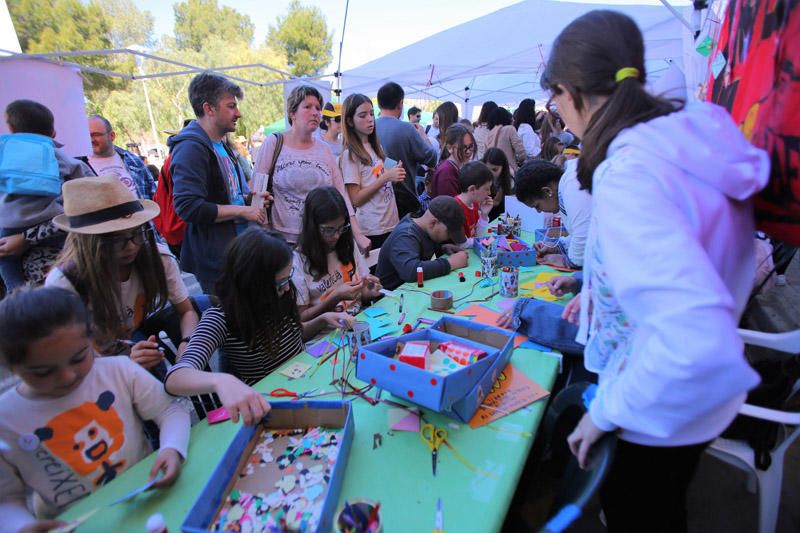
left=543, top=10, right=768, bottom=532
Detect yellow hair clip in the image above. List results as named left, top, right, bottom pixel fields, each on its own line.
left=615, top=67, right=640, bottom=83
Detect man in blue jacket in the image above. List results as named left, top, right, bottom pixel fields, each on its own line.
left=168, top=72, right=270, bottom=294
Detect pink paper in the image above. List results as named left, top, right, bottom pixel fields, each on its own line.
left=387, top=407, right=420, bottom=432
left=207, top=407, right=231, bottom=424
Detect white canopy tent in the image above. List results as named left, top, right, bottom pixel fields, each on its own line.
left=340, top=0, right=696, bottom=116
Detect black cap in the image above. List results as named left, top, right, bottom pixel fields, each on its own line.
left=428, top=196, right=466, bottom=245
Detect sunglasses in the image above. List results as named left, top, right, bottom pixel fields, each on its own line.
left=102, top=226, right=150, bottom=252
left=319, top=222, right=351, bottom=236
left=275, top=265, right=295, bottom=290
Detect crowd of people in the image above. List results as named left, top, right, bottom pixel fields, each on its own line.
left=0, top=9, right=772, bottom=533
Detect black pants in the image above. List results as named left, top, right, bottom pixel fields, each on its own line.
left=600, top=439, right=709, bottom=533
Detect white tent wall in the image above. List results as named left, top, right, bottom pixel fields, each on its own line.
left=340, top=0, right=694, bottom=107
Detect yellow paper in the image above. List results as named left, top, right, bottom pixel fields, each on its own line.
left=519, top=272, right=562, bottom=302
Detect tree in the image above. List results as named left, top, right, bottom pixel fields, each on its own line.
left=173, top=0, right=254, bottom=52
left=8, top=0, right=120, bottom=90
left=96, top=0, right=155, bottom=48
left=267, top=0, right=333, bottom=77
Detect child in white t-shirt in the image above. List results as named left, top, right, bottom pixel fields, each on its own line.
left=340, top=93, right=404, bottom=250
left=292, top=186, right=382, bottom=321
left=0, top=287, right=190, bottom=532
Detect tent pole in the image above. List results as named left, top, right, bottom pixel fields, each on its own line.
left=658, top=0, right=695, bottom=33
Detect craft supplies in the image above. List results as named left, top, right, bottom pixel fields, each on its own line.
left=397, top=340, right=431, bottom=369
left=458, top=272, right=466, bottom=282
left=269, top=388, right=320, bottom=400
left=439, top=340, right=487, bottom=366
left=146, top=513, right=168, bottom=533
left=427, top=307, right=455, bottom=314
left=345, top=321, right=371, bottom=361
left=499, top=267, right=519, bottom=297
left=434, top=498, right=443, bottom=533
left=420, top=423, right=447, bottom=476
left=468, top=363, right=550, bottom=429
left=417, top=266, right=424, bottom=287
left=430, top=289, right=454, bottom=311
left=336, top=500, right=382, bottom=533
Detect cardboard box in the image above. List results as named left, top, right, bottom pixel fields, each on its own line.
left=181, top=401, right=354, bottom=533
left=473, top=236, right=538, bottom=267
left=356, top=317, right=514, bottom=421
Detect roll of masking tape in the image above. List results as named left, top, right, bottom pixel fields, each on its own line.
left=430, top=290, right=454, bottom=310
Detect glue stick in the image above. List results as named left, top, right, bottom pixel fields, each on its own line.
left=146, top=513, right=168, bottom=533
left=417, top=266, right=424, bottom=287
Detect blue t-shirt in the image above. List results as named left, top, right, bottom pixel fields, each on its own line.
left=213, top=141, right=248, bottom=234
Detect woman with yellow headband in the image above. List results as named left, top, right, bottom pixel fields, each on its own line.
left=543, top=10, right=768, bottom=532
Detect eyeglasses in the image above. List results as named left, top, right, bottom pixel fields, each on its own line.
left=464, top=143, right=477, bottom=152
left=102, top=226, right=149, bottom=252
left=275, top=265, right=295, bottom=290
left=319, top=222, right=351, bottom=236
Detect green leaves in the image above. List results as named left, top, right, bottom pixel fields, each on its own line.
left=267, top=0, right=333, bottom=77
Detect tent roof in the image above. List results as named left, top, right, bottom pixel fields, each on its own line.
left=340, top=0, right=691, bottom=105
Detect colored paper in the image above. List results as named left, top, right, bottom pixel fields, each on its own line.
left=520, top=272, right=562, bottom=302
left=468, top=364, right=550, bottom=429
left=711, top=51, right=726, bottom=79
left=207, top=406, right=231, bottom=424
left=696, top=35, right=713, bottom=57
left=453, top=304, right=527, bottom=347
left=279, top=362, right=311, bottom=379
left=363, top=307, right=388, bottom=318
left=519, top=340, right=553, bottom=352
left=387, top=407, right=421, bottom=432
left=307, top=340, right=335, bottom=358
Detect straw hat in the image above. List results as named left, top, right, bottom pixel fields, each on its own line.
left=322, top=102, right=342, bottom=118
left=53, top=174, right=160, bottom=234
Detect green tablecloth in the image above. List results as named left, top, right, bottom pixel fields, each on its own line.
left=61, top=232, right=563, bottom=532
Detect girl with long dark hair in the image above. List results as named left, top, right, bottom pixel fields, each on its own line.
left=340, top=93, right=405, bottom=250
left=473, top=101, right=498, bottom=159
left=513, top=98, right=541, bottom=159
left=481, top=147, right=513, bottom=221
left=545, top=10, right=768, bottom=531
left=486, top=107, right=526, bottom=174
left=165, top=228, right=352, bottom=424
left=429, top=124, right=477, bottom=198
left=292, top=187, right=382, bottom=322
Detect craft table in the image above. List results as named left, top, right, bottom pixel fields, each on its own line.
left=60, top=230, right=565, bottom=532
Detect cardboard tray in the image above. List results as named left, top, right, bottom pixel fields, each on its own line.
left=356, top=317, right=514, bottom=420
left=181, top=401, right=354, bottom=533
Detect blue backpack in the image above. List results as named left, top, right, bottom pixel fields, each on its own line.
left=0, top=133, right=61, bottom=196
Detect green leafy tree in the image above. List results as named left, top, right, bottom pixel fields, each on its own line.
left=7, top=0, right=119, bottom=90
left=96, top=0, right=155, bottom=48
left=267, top=0, right=333, bottom=77
left=173, top=0, right=254, bottom=52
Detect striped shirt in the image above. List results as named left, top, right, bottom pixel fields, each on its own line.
left=167, top=306, right=304, bottom=385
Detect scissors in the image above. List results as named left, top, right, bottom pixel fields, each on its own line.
left=420, top=422, right=447, bottom=476
left=268, top=387, right=319, bottom=400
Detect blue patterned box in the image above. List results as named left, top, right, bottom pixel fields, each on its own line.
left=473, top=236, right=538, bottom=267
left=355, top=317, right=514, bottom=421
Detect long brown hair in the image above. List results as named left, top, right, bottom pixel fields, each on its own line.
left=56, top=226, right=168, bottom=342
left=435, top=101, right=459, bottom=147
left=440, top=123, right=475, bottom=163
left=341, top=93, right=385, bottom=166
left=540, top=10, right=682, bottom=192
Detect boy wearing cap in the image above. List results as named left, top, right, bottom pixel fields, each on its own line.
left=319, top=102, right=343, bottom=157
left=376, top=196, right=469, bottom=290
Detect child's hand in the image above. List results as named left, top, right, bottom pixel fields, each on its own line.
left=322, top=311, right=354, bottom=330
left=447, top=250, right=469, bottom=270
left=0, top=233, right=29, bottom=257
left=440, top=243, right=464, bottom=255
left=149, top=447, right=183, bottom=488
left=214, top=374, right=271, bottom=426
left=534, top=241, right=558, bottom=257
left=362, top=275, right=382, bottom=300
left=546, top=275, right=578, bottom=297
left=496, top=309, right=515, bottom=329
left=130, top=336, right=164, bottom=369
left=479, top=196, right=493, bottom=218
left=561, top=296, right=581, bottom=325
left=331, top=279, right=363, bottom=302
left=382, top=164, right=406, bottom=184
left=20, top=520, right=68, bottom=533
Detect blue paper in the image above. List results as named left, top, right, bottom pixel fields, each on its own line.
left=711, top=51, right=726, bottom=79
left=307, top=340, right=335, bottom=358
left=363, top=307, right=388, bottom=318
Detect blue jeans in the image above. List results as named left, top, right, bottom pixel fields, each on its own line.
left=510, top=298, right=584, bottom=355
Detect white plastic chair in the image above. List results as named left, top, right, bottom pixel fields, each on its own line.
left=706, top=328, right=800, bottom=533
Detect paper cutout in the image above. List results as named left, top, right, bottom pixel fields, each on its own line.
left=469, top=364, right=550, bottom=429
left=696, top=35, right=713, bottom=57
left=362, top=307, right=388, bottom=318
left=207, top=406, right=231, bottom=424
left=711, top=51, right=726, bottom=79
left=453, top=304, right=527, bottom=347
left=519, top=271, right=562, bottom=302
left=279, top=362, right=311, bottom=380
left=51, top=509, right=99, bottom=533
left=306, top=340, right=335, bottom=358
left=387, top=407, right=421, bottom=432
left=495, top=298, right=516, bottom=312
